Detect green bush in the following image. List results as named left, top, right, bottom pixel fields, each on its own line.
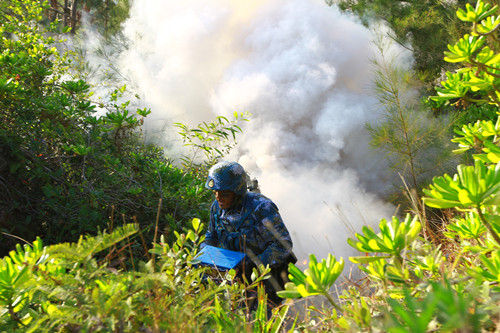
left=277, top=2, right=499, bottom=331
left=0, top=0, right=211, bottom=256
left=430, top=0, right=499, bottom=107
left=451, top=103, right=498, bottom=130
left=1, top=0, right=499, bottom=331
left=0, top=219, right=289, bottom=332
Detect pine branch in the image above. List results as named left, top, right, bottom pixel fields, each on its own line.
left=47, top=223, right=138, bottom=260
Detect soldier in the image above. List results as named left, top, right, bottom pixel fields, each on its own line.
left=203, top=161, right=296, bottom=308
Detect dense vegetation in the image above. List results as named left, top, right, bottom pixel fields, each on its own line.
left=329, top=0, right=472, bottom=83
left=0, top=0, right=498, bottom=331
left=0, top=0, right=211, bottom=257
left=278, top=1, right=499, bottom=331
left=44, top=0, right=130, bottom=36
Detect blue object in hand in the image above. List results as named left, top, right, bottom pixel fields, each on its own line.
left=196, top=244, right=245, bottom=270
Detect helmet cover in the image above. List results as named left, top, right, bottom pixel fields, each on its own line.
left=205, top=161, right=247, bottom=196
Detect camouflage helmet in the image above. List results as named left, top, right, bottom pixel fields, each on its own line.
left=205, top=161, right=247, bottom=196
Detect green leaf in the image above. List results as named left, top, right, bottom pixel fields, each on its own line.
left=349, top=255, right=390, bottom=264
left=348, top=215, right=420, bottom=257
left=423, top=161, right=500, bottom=209
left=280, top=254, right=344, bottom=305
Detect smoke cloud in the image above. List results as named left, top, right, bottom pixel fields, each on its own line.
left=102, top=0, right=405, bottom=263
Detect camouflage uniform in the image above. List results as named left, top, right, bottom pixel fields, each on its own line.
left=204, top=191, right=293, bottom=269
left=203, top=161, right=295, bottom=306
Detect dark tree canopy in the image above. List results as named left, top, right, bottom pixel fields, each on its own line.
left=329, top=0, right=473, bottom=83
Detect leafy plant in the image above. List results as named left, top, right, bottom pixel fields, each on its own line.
left=174, top=112, right=249, bottom=175
left=253, top=286, right=291, bottom=333
left=47, top=223, right=138, bottom=260
left=452, top=118, right=500, bottom=153
left=474, top=250, right=500, bottom=292
left=278, top=254, right=344, bottom=310
left=451, top=103, right=498, bottom=130
left=451, top=115, right=500, bottom=165
left=431, top=0, right=499, bottom=107
left=346, top=215, right=424, bottom=288
left=444, top=212, right=487, bottom=240
left=0, top=0, right=213, bottom=256
left=348, top=215, right=421, bottom=260
left=0, top=224, right=138, bottom=330
left=0, top=219, right=291, bottom=331
left=387, top=282, right=481, bottom=333
left=423, top=161, right=500, bottom=244
left=423, top=162, right=500, bottom=209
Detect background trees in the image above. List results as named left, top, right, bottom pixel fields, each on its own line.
left=46, top=0, right=129, bottom=36
left=328, top=0, right=473, bottom=84
left=277, top=2, right=499, bottom=331
left=0, top=0, right=499, bottom=330
left=0, top=0, right=211, bottom=256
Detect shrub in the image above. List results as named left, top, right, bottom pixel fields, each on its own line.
left=0, top=219, right=289, bottom=332
left=278, top=1, right=499, bottom=331
left=0, top=0, right=211, bottom=256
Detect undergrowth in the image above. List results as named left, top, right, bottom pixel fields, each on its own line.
left=0, top=0, right=498, bottom=331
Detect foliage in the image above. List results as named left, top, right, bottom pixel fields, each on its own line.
left=328, top=0, right=471, bottom=83
left=451, top=103, right=498, bottom=131
left=430, top=0, right=499, bottom=107
left=348, top=215, right=421, bottom=259
left=276, top=2, right=499, bottom=331
left=278, top=195, right=498, bottom=331
left=443, top=211, right=487, bottom=240
left=386, top=281, right=482, bottom=332
left=278, top=254, right=344, bottom=310
left=423, top=162, right=500, bottom=209
left=174, top=112, right=249, bottom=176
left=0, top=224, right=139, bottom=331
left=367, top=44, right=456, bottom=192
left=45, top=0, right=130, bottom=36
left=452, top=117, right=500, bottom=155
left=47, top=222, right=139, bottom=260
left=253, top=286, right=293, bottom=333
left=2, top=0, right=499, bottom=331
left=423, top=161, right=500, bottom=245
left=0, top=0, right=212, bottom=256
left=0, top=219, right=291, bottom=331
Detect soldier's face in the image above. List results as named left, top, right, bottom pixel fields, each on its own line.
left=214, top=190, right=236, bottom=209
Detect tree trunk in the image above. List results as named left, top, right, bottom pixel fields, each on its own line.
left=49, top=0, right=58, bottom=21
left=70, top=0, right=79, bottom=33
left=63, top=0, right=70, bottom=27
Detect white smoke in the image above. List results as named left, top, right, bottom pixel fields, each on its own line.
left=103, top=0, right=405, bottom=263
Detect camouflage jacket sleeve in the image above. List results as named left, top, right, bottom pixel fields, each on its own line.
left=252, top=200, right=293, bottom=267
left=203, top=201, right=219, bottom=246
